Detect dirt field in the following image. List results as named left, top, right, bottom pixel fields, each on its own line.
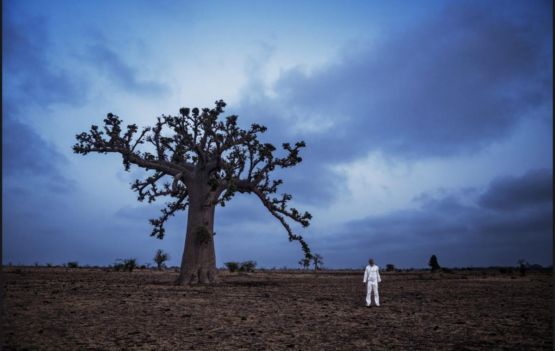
left=2, top=267, right=552, bottom=350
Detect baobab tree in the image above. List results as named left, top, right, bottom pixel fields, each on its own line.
left=73, top=100, right=312, bottom=284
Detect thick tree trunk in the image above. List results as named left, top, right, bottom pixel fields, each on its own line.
left=175, top=181, right=218, bottom=285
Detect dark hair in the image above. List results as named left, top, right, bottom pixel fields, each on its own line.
left=369, top=258, right=375, bottom=265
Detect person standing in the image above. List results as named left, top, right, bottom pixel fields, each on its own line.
left=363, top=258, right=382, bottom=307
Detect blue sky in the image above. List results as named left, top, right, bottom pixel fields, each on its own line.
left=3, top=0, right=552, bottom=268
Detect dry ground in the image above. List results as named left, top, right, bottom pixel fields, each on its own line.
left=2, top=267, right=552, bottom=350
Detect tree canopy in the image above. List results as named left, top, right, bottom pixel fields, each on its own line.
left=73, top=100, right=313, bottom=260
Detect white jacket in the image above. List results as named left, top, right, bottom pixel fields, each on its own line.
left=363, top=264, right=381, bottom=284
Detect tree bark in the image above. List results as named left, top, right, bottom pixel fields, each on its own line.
left=175, top=179, right=218, bottom=285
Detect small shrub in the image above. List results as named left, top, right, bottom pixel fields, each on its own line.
left=386, top=264, right=395, bottom=272
left=67, top=261, right=79, bottom=269
left=428, top=255, right=441, bottom=272
left=225, top=261, right=240, bottom=272
left=239, top=260, right=257, bottom=272
left=153, top=249, right=170, bottom=270
left=113, top=258, right=138, bottom=272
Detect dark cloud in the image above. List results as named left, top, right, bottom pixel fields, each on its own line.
left=2, top=9, right=78, bottom=189
left=2, top=111, right=67, bottom=178
left=478, top=168, right=553, bottom=211
left=315, top=168, right=553, bottom=268
left=234, top=1, right=552, bottom=206
left=86, top=43, right=169, bottom=96
left=2, top=8, right=86, bottom=107
left=2, top=106, right=76, bottom=192
left=241, top=1, right=551, bottom=159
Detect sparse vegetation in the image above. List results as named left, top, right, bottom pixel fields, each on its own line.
left=113, top=258, right=138, bottom=272
left=386, top=264, right=395, bottom=272
left=153, top=249, right=170, bottom=270
left=67, top=261, right=79, bottom=269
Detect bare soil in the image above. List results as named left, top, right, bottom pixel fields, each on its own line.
left=2, top=268, right=552, bottom=350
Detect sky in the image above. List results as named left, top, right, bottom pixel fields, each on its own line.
left=2, top=0, right=553, bottom=269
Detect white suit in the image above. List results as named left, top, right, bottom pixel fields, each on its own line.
left=363, top=264, right=381, bottom=306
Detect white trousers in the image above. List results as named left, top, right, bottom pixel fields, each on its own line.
left=366, top=282, right=379, bottom=306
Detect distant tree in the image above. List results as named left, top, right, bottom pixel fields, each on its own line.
left=239, top=260, right=257, bottom=273
left=224, top=261, right=240, bottom=273
left=312, top=254, right=323, bottom=270
left=386, top=264, right=395, bottom=272
left=298, top=257, right=311, bottom=270
left=153, top=249, right=170, bottom=270
left=74, top=100, right=312, bottom=285
left=67, top=261, right=79, bottom=269
left=517, top=259, right=529, bottom=276
left=428, top=255, right=440, bottom=272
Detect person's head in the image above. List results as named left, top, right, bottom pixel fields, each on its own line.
left=368, top=258, right=375, bottom=266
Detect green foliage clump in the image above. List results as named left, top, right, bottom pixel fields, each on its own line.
left=114, top=258, right=138, bottom=272
left=196, top=225, right=212, bottom=244
left=386, top=264, right=395, bottom=272
left=67, top=261, right=79, bottom=269
left=224, top=261, right=240, bottom=272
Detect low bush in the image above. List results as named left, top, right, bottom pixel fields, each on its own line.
left=113, top=258, right=138, bottom=272
left=224, top=261, right=240, bottom=272
left=67, top=261, right=79, bottom=269
left=239, top=260, right=257, bottom=273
